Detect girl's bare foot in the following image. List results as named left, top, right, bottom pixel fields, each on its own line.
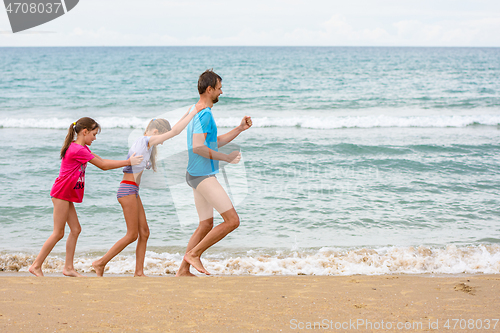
left=134, top=273, right=148, bottom=277
left=29, top=265, right=43, bottom=277
left=92, top=261, right=105, bottom=277
left=183, top=253, right=209, bottom=275
left=62, top=268, right=84, bottom=277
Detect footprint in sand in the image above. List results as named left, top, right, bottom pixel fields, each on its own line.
left=454, top=283, right=475, bottom=295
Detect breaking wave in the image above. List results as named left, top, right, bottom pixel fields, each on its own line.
left=2, top=245, right=499, bottom=276
left=1, top=114, right=499, bottom=130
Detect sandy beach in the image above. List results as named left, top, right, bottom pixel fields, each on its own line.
left=1, top=274, right=499, bottom=332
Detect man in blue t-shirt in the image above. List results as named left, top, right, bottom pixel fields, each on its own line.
left=177, top=69, right=252, bottom=276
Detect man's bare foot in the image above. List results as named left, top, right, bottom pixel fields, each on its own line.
left=62, top=268, right=84, bottom=277
left=92, top=261, right=105, bottom=277
left=134, top=273, right=148, bottom=277
left=29, top=264, right=43, bottom=277
left=183, top=253, right=209, bottom=275
left=175, top=270, right=197, bottom=277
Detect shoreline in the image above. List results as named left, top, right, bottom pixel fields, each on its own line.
left=1, top=274, right=499, bottom=332
left=2, top=243, right=500, bottom=276
left=1, top=271, right=498, bottom=278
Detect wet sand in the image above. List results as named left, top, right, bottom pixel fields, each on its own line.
left=1, top=275, right=499, bottom=332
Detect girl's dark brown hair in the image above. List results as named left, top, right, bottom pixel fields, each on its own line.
left=144, top=118, right=171, bottom=172
left=60, top=117, right=101, bottom=159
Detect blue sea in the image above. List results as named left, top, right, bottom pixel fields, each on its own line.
left=1, top=47, right=499, bottom=275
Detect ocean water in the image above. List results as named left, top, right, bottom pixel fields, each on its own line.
left=0, top=47, right=499, bottom=276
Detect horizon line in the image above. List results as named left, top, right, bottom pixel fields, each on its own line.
left=0, top=45, right=499, bottom=48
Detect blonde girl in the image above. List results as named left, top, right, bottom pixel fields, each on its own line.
left=92, top=103, right=205, bottom=276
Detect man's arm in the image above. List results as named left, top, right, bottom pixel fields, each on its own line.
left=218, top=116, right=252, bottom=148
left=193, top=133, right=239, bottom=162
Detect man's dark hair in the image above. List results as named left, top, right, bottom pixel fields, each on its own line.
left=198, top=69, right=222, bottom=94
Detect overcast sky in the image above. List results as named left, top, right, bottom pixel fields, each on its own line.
left=1, top=0, right=499, bottom=46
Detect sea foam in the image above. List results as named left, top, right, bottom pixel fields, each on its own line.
left=3, top=245, right=499, bottom=276
left=216, top=114, right=500, bottom=129
left=1, top=114, right=499, bottom=130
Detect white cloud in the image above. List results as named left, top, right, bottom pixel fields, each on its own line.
left=267, top=15, right=500, bottom=46
left=391, top=17, right=500, bottom=46
left=0, top=0, right=499, bottom=46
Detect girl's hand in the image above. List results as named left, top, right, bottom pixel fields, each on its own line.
left=194, top=102, right=208, bottom=113
left=226, top=151, right=241, bottom=164
left=129, top=152, right=144, bottom=166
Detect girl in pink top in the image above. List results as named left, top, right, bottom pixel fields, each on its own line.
left=29, top=117, right=143, bottom=277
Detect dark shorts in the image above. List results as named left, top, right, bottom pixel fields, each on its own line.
left=186, top=171, right=215, bottom=189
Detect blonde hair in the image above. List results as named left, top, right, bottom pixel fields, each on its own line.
left=144, top=118, right=171, bottom=171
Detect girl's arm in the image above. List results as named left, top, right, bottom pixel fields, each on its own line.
left=89, top=152, right=143, bottom=171
left=148, top=102, right=206, bottom=147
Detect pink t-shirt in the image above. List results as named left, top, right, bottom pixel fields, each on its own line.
left=50, top=142, right=95, bottom=203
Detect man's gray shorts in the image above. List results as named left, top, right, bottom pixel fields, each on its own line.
left=186, top=171, right=216, bottom=189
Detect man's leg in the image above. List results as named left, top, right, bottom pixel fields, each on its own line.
left=176, top=188, right=214, bottom=276
left=183, top=177, right=240, bottom=275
